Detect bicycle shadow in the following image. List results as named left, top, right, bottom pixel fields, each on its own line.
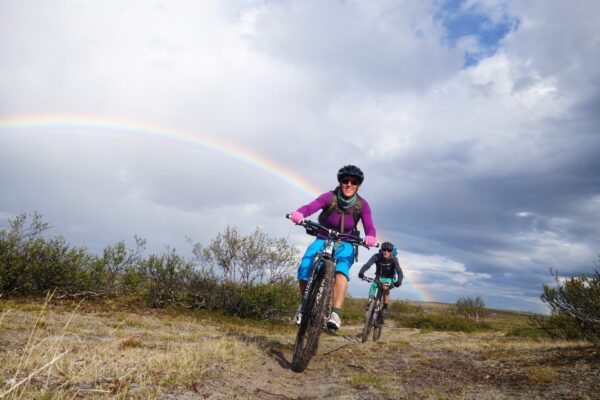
left=225, top=331, right=293, bottom=370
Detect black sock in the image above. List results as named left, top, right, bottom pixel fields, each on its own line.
left=332, top=307, right=341, bottom=316
left=383, top=304, right=388, bottom=309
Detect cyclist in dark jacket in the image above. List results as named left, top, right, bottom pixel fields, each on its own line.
left=358, top=241, right=403, bottom=315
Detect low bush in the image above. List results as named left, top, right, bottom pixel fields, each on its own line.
left=227, top=281, right=299, bottom=320
left=141, top=250, right=194, bottom=308
left=388, top=300, right=423, bottom=316
left=528, top=312, right=595, bottom=341
left=540, top=267, right=600, bottom=343
left=0, top=212, right=300, bottom=322
left=340, top=297, right=367, bottom=322
left=0, top=213, right=98, bottom=296
left=506, top=325, right=551, bottom=339
left=342, top=298, right=423, bottom=322
left=455, top=295, right=488, bottom=323
left=397, top=314, right=491, bottom=333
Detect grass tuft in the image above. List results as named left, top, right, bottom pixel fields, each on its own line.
left=527, top=366, right=557, bottom=384
left=349, top=373, right=387, bottom=388
left=119, top=337, right=143, bottom=349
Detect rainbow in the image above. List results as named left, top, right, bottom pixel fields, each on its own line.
left=403, top=273, right=435, bottom=303
left=0, top=114, right=322, bottom=199
left=1, top=114, right=439, bottom=303
left=386, top=258, right=435, bottom=303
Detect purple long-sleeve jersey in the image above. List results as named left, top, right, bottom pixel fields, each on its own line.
left=296, top=191, right=376, bottom=237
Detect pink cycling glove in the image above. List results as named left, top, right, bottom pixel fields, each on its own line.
left=290, top=211, right=304, bottom=223
left=364, top=235, right=377, bottom=247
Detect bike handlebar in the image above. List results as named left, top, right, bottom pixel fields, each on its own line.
left=286, top=214, right=377, bottom=249
left=361, top=276, right=396, bottom=289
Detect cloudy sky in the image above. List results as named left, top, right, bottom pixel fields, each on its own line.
left=1, top=0, right=599, bottom=312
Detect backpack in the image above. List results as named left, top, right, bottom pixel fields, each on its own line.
left=317, top=188, right=363, bottom=232
left=317, top=188, right=363, bottom=261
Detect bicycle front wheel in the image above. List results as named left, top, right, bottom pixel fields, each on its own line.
left=362, top=299, right=376, bottom=343
left=291, top=258, right=334, bottom=372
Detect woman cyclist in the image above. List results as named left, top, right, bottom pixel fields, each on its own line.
left=289, top=165, right=377, bottom=331
left=358, top=241, right=403, bottom=316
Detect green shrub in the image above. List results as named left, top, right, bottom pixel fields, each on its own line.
left=398, top=314, right=490, bottom=333
left=506, top=325, right=551, bottom=339
left=141, top=250, right=194, bottom=307
left=1, top=213, right=301, bottom=322
left=455, top=295, right=488, bottom=323
left=0, top=213, right=98, bottom=296
left=185, top=276, right=298, bottom=321
left=388, top=300, right=423, bottom=316
left=341, top=298, right=423, bottom=322
left=540, top=267, right=600, bottom=343
left=230, top=280, right=299, bottom=320
left=529, top=312, right=596, bottom=341
left=339, top=297, right=367, bottom=322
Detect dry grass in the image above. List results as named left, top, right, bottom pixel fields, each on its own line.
left=527, top=366, right=557, bottom=384
left=0, top=298, right=261, bottom=398
left=1, top=298, right=598, bottom=399
left=348, top=373, right=387, bottom=389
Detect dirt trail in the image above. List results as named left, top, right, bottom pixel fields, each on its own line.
left=2, top=304, right=598, bottom=399
left=193, top=323, right=600, bottom=400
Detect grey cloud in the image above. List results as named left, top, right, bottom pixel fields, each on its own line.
left=1, top=1, right=599, bottom=313
left=249, top=0, right=462, bottom=93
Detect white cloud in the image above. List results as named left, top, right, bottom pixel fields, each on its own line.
left=1, top=0, right=599, bottom=312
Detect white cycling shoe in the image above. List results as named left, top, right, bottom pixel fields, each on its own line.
left=326, top=311, right=341, bottom=331
left=293, top=305, right=302, bottom=325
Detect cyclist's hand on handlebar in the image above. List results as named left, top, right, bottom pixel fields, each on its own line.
left=358, top=272, right=365, bottom=280
left=394, top=281, right=402, bottom=288
left=364, top=235, right=377, bottom=247
left=290, top=211, right=304, bottom=224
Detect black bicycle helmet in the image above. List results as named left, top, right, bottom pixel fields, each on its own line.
left=337, top=165, right=364, bottom=184
left=381, top=242, right=394, bottom=251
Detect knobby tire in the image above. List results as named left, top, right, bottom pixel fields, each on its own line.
left=373, top=315, right=383, bottom=341
left=362, top=300, right=376, bottom=343
left=291, top=258, right=334, bottom=372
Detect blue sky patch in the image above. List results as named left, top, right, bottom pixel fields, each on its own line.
left=436, top=0, right=518, bottom=67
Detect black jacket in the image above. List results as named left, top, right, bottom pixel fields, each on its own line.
left=358, top=253, right=403, bottom=282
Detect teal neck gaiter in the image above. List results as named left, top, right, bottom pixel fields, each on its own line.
left=336, top=187, right=357, bottom=211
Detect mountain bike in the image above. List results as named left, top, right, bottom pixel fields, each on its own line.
left=361, top=276, right=394, bottom=343
left=287, top=214, right=370, bottom=372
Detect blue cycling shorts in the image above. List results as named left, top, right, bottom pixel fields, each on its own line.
left=297, top=239, right=355, bottom=281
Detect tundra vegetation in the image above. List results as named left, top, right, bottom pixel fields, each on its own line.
left=0, top=213, right=598, bottom=399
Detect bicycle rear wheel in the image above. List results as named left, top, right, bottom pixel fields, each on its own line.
left=361, top=300, right=376, bottom=343
left=291, top=258, right=334, bottom=372
left=373, top=317, right=383, bottom=341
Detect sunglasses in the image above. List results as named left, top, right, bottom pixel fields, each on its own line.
left=382, top=249, right=392, bottom=253
left=340, top=178, right=359, bottom=186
